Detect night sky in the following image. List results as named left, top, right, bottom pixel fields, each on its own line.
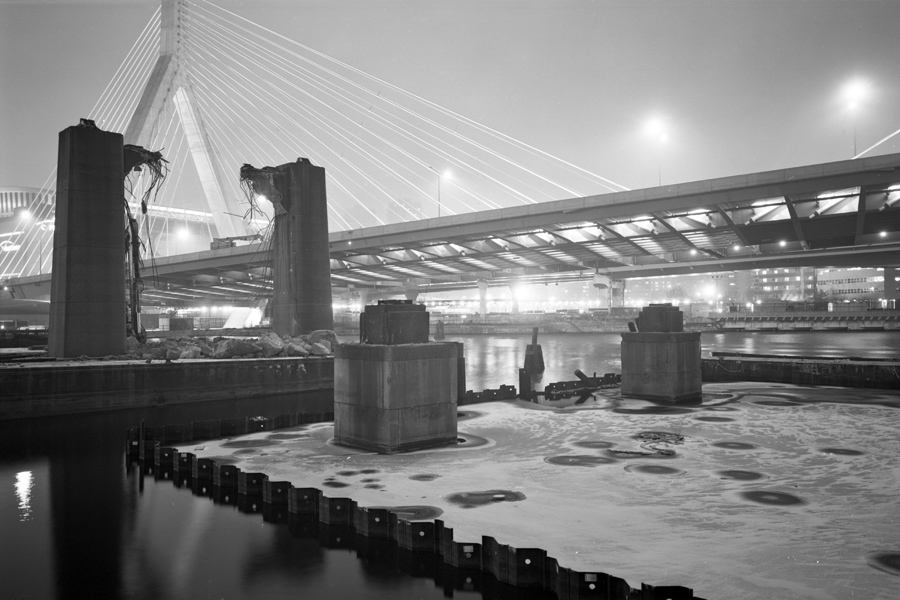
left=2, top=0, right=899, bottom=195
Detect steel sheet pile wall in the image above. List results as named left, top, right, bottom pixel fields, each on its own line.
left=131, top=440, right=701, bottom=600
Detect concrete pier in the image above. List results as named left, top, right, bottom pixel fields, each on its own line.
left=621, top=304, right=701, bottom=403
left=334, top=342, right=459, bottom=453
left=245, top=158, right=333, bottom=336
left=49, top=121, right=126, bottom=357
left=335, top=301, right=458, bottom=453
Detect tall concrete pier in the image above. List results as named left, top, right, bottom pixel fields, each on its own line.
left=48, top=121, right=125, bottom=357
left=245, top=158, right=333, bottom=336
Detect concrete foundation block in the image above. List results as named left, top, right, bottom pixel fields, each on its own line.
left=334, top=342, right=458, bottom=453
left=362, top=302, right=429, bottom=344
left=636, top=304, right=684, bottom=333
left=621, top=331, right=702, bottom=403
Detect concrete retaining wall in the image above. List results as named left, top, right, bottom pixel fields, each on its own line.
left=1, top=356, right=334, bottom=420
left=701, top=356, right=900, bottom=389
left=133, top=444, right=700, bottom=600
left=717, top=312, right=900, bottom=331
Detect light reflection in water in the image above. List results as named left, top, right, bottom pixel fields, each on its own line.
left=15, top=471, right=33, bottom=522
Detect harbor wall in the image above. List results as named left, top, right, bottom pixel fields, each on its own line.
left=1, top=356, right=333, bottom=420
left=701, top=356, right=899, bottom=389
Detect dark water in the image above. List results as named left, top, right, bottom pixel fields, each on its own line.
left=1, top=331, right=896, bottom=599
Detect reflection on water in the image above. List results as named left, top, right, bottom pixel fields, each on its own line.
left=702, top=330, right=898, bottom=359
left=0, top=331, right=895, bottom=598
left=455, top=331, right=898, bottom=391
left=14, top=471, right=33, bottom=521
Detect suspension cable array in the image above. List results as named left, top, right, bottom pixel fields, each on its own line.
left=1, top=1, right=628, bottom=281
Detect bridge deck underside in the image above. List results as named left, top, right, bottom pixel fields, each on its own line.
left=6, top=154, right=900, bottom=305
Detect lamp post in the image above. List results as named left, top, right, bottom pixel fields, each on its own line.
left=644, top=117, right=667, bottom=186
left=428, top=167, right=452, bottom=218
left=844, top=79, right=868, bottom=158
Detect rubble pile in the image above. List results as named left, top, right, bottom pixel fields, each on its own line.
left=122, top=330, right=337, bottom=361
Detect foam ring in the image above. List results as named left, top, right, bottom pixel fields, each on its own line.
left=739, top=490, right=805, bottom=506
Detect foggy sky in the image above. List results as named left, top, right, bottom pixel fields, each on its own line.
left=2, top=0, right=899, bottom=193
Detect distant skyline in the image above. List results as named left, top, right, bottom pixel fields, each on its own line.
left=2, top=0, right=899, bottom=194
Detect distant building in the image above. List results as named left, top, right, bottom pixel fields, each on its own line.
left=0, top=186, right=52, bottom=218
left=751, top=266, right=816, bottom=301
left=625, top=272, right=750, bottom=308
left=816, top=267, right=883, bottom=301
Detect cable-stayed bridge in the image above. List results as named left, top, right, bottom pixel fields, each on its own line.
left=2, top=0, right=899, bottom=306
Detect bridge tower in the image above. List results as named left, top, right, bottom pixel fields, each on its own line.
left=124, top=0, right=246, bottom=238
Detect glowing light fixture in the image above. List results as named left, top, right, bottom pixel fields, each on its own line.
left=15, top=471, right=33, bottom=521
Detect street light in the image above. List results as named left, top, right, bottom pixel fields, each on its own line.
left=428, top=167, right=452, bottom=218
left=177, top=226, right=190, bottom=254
left=644, top=117, right=668, bottom=186
left=843, top=79, right=868, bottom=157
left=17, top=209, right=39, bottom=274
